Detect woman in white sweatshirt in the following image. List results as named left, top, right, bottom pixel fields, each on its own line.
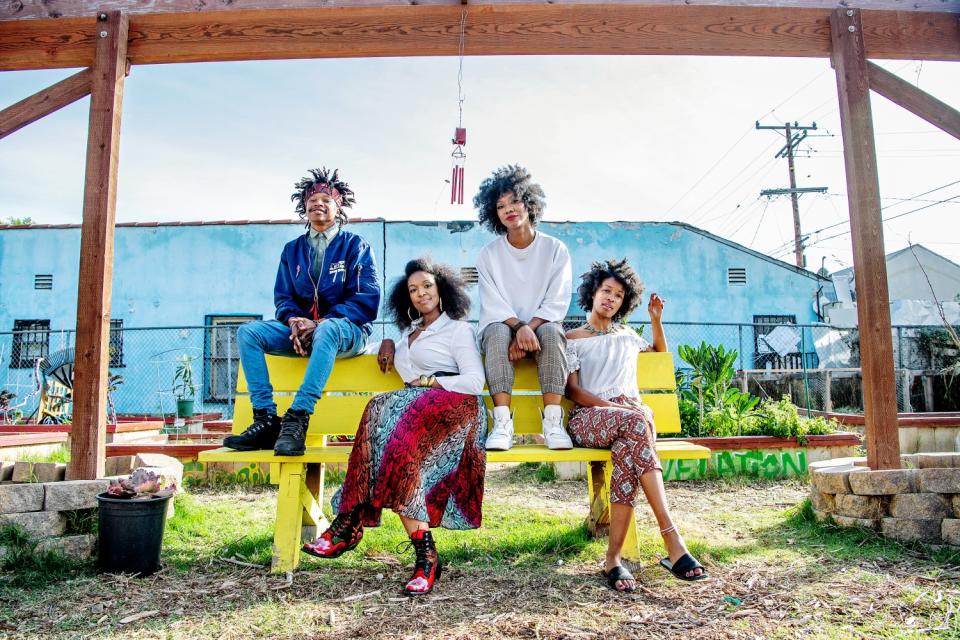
left=472, top=165, right=573, bottom=451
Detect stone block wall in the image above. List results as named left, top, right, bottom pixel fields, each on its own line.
left=0, top=454, right=184, bottom=563
left=809, top=453, right=960, bottom=546
left=0, top=480, right=105, bottom=561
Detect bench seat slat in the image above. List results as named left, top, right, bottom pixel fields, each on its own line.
left=198, top=440, right=710, bottom=465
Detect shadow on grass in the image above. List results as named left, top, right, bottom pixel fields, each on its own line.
left=754, top=498, right=960, bottom=569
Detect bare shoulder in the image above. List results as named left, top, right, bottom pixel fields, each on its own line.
left=566, top=326, right=591, bottom=340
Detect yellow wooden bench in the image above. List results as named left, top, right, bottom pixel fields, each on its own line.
left=199, top=351, right=710, bottom=573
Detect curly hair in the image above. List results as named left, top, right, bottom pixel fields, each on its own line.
left=291, top=167, right=356, bottom=227
left=387, top=257, right=472, bottom=331
left=577, top=258, right=645, bottom=322
left=472, top=164, right=546, bottom=235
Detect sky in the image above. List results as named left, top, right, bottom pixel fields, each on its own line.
left=1, top=54, right=958, bottom=275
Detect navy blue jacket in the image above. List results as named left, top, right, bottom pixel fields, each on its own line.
left=274, top=229, right=381, bottom=335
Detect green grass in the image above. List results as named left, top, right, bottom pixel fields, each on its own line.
left=772, top=499, right=960, bottom=566
left=164, top=487, right=607, bottom=573
left=17, top=445, right=71, bottom=464
left=0, top=524, right=90, bottom=592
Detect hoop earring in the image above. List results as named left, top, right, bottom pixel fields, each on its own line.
left=439, top=298, right=443, bottom=314
left=408, top=307, right=421, bottom=322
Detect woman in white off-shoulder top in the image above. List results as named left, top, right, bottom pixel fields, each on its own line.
left=565, top=259, right=708, bottom=592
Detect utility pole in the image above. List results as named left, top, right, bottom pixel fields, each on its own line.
left=757, top=121, right=827, bottom=268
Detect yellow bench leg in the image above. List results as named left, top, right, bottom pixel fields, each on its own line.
left=586, top=460, right=642, bottom=562
left=272, top=462, right=306, bottom=574
left=301, top=462, right=329, bottom=542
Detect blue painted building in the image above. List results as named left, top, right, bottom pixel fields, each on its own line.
left=0, top=219, right=830, bottom=416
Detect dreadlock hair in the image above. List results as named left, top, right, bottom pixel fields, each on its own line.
left=472, top=164, right=546, bottom=235
left=577, top=258, right=645, bottom=322
left=387, top=257, right=472, bottom=332
left=291, top=167, right=356, bottom=228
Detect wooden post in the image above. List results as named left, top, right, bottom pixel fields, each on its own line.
left=0, top=69, right=92, bottom=140
left=923, top=375, right=935, bottom=412
left=68, top=11, right=128, bottom=480
left=830, top=8, right=900, bottom=470
left=866, top=62, right=960, bottom=141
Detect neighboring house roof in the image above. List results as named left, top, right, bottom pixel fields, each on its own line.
left=832, top=244, right=960, bottom=279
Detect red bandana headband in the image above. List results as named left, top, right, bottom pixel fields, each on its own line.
left=305, top=183, right=343, bottom=206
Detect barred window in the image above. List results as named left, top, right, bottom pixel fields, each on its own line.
left=11, top=320, right=50, bottom=369
left=205, top=315, right=260, bottom=401
left=109, top=319, right=124, bottom=367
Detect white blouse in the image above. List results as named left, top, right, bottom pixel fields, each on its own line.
left=567, top=327, right=652, bottom=401
left=393, top=313, right=485, bottom=396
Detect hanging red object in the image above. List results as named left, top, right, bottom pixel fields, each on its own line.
left=451, top=127, right=466, bottom=205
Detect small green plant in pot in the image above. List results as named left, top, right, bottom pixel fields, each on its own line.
left=97, top=468, right=179, bottom=576
left=173, top=354, right=196, bottom=418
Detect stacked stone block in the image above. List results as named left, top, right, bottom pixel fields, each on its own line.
left=0, top=480, right=106, bottom=560
left=0, top=454, right=184, bottom=562
left=810, top=454, right=960, bottom=546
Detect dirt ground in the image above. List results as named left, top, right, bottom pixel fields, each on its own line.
left=3, top=468, right=958, bottom=640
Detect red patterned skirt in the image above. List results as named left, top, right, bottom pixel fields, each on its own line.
left=567, top=394, right=662, bottom=506
left=331, top=387, right=486, bottom=529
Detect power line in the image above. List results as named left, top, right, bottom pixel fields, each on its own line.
left=765, top=179, right=960, bottom=257
left=663, top=125, right=756, bottom=216
left=773, top=193, right=960, bottom=257
left=666, top=67, right=837, bottom=221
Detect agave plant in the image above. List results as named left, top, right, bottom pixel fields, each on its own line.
left=106, top=468, right=178, bottom=500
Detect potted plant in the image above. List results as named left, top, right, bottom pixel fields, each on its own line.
left=172, top=354, right=196, bottom=418
left=96, top=468, right=178, bottom=576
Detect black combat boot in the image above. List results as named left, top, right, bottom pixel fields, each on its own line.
left=273, top=408, right=310, bottom=456
left=222, top=409, right=280, bottom=451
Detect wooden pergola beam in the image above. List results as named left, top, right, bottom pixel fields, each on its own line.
left=0, top=69, right=91, bottom=140
left=830, top=8, right=900, bottom=471
left=1, top=5, right=957, bottom=72
left=867, top=61, right=960, bottom=141
left=67, top=11, right=128, bottom=481
left=5, top=0, right=958, bottom=21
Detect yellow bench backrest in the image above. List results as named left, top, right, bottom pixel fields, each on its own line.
left=232, top=352, right=681, bottom=446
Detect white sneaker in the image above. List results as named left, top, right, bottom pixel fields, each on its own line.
left=486, top=412, right=514, bottom=451
left=541, top=409, right=573, bottom=450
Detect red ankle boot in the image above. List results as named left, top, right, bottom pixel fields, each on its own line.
left=404, top=529, right=442, bottom=596
left=302, top=511, right=363, bottom=559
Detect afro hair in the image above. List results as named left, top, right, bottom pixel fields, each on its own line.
left=472, top=164, right=546, bottom=235
left=387, top=257, right=472, bottom=331
left=291, top=167, right=356, bottom=227
left=576, top=258, right=645, bottom=322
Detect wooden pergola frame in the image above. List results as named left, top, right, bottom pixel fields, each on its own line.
left=1, top=1, right=958, bottom=480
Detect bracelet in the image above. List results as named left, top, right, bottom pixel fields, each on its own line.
left=510, top=320, right=527, bottom=334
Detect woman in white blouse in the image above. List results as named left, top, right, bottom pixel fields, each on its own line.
left=565, top=259, right=708, bottom=592
left=302, top=258, right=485, bottom=597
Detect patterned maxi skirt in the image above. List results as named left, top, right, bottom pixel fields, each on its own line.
left=566, top=394, right=662, bottom=506
left=331, top=387, right=487, bottom=530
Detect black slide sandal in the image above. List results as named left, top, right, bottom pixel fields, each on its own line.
left=659, top=553, right=709, bottom=581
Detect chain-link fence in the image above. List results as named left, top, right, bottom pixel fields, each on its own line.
left=1, top=320, right=957, bottom=423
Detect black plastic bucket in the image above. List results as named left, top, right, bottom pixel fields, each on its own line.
left=96, top=493, right=172, bottom=576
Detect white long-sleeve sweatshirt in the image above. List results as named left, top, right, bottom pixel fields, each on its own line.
left=476, top=232, right=573, bottom=336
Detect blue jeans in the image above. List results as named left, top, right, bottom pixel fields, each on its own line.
left=237, top=318, right=367, bottom=414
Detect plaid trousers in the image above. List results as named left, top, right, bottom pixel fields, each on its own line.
left=480, top=322, right=568, bottom=396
